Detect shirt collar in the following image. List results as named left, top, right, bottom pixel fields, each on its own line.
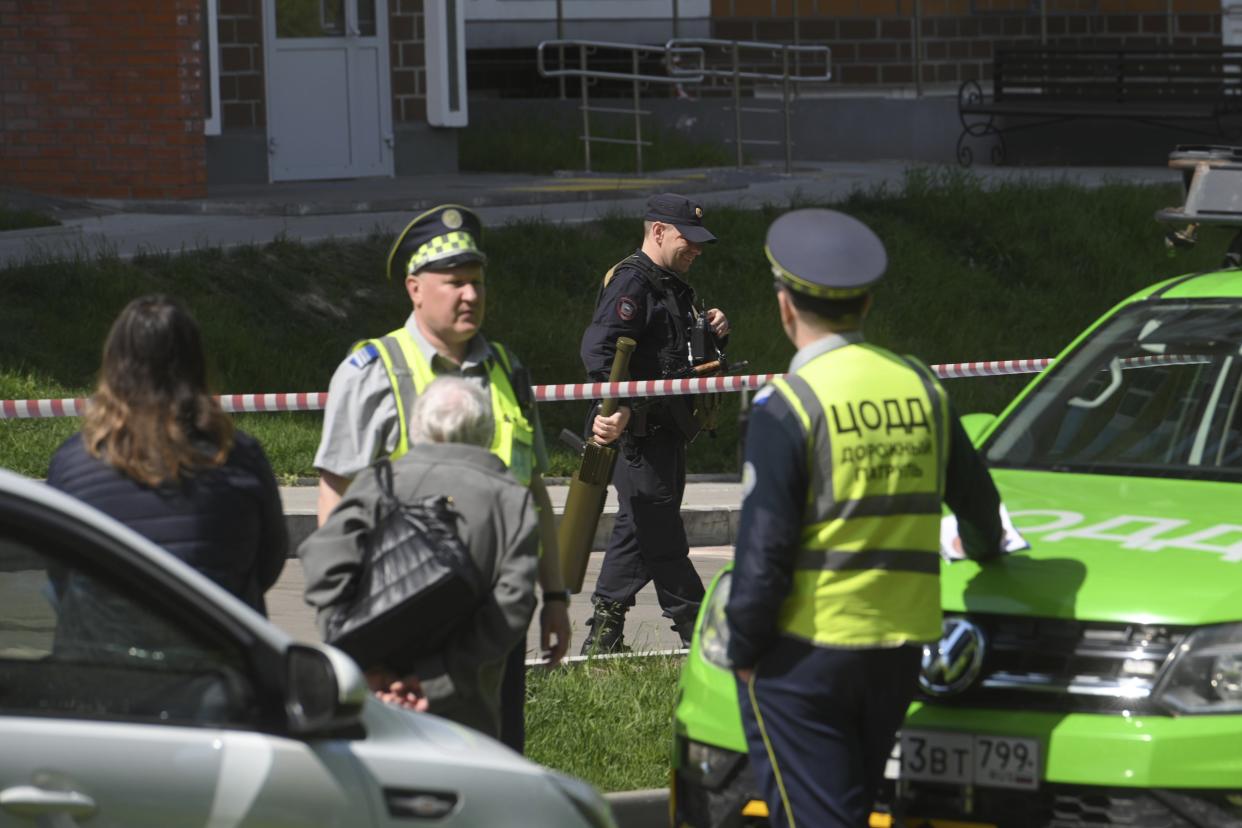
left=404, top=313, right=490, bottom=374
left=789, top=329, right=865, bottom=372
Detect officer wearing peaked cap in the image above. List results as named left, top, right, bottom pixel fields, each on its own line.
left=578, top=193, right=729, bottom=654
left=311, top=204, right=571, bottom=753
left=725, top=209, right=1005, bottom=828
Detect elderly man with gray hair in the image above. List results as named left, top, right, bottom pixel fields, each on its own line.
left=300, top=376, right=540, bottom=738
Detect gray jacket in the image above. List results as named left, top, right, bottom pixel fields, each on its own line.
left=300, top=443, right=539, bottom=738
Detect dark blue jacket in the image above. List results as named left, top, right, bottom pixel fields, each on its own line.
left=47, top=430, right=288, bottom=616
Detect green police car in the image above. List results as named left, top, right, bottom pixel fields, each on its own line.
left=672, top=150, right=1242, bottom=827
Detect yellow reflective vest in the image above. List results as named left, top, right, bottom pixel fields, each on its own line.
left=770, top=343, right=951, bottom=648
left=354, top=327, right=535, bottom=486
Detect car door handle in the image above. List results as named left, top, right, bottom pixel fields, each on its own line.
left=0, top=785, right=97, bottom=819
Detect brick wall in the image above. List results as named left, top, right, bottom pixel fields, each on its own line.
left=391, top=0, right=427, bottom=124
left=0, top=0, right=207, bottom=199
left=712, top=0, right=1223, bottom=87
left=217, top=0, right=264, bottom=129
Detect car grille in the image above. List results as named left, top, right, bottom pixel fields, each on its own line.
left=896, top=782, right=1242, bottom=827
left=923, top=614, right=1190, bottom=714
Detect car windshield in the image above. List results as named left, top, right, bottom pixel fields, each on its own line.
left=985, top=299, right=1242, bottom=482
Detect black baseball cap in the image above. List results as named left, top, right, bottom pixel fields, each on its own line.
left=645, top=193, right=717, bottom=244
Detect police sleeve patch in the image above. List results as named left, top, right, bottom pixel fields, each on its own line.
left=349, top=344, right=380, bottom=369
left=616, top=296, right=638, bottom=322
left=753, top=386, right=776, bottom=406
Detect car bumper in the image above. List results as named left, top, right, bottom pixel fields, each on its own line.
left=673, top=701, right=1242, bottom=828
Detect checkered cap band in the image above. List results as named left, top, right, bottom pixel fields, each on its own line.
left=407, top=231, right=481, bottom=274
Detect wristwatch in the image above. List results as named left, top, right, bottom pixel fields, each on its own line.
left=542, top=590, right=570, bottom=605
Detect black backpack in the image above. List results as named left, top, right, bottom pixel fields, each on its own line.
left=324, top=458, right=485, bottom=673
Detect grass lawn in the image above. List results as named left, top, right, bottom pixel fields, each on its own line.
left=0, top=171, right=1224, bottom=480
left=526, top=654, right=684, bottom=792
left=0, top=207, right=59, bottom=232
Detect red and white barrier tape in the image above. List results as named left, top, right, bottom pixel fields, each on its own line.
left=3, top=354, right=1209, bottom=420
left=1, top=359, right=1053, bottom=420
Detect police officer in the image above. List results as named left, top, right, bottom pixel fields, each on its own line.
left=313, top=205, right=571, bottom=753
left=579, top=192, right=729, bottom=653
left=726, top=209, right=1005, bottom=828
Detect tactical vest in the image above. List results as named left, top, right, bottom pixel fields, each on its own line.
left=602, top=253, right=695, bottom=376
left=601, top=253, right=706, bottom=439
left=769, top=343, right=951, bottom=648
left=355, top=327, right=535, bottom=486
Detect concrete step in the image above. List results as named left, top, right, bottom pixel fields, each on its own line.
left=280, top=479, right=743, bottom=556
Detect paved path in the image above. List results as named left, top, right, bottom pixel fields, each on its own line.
left=279, top=479, right=745, bottom=559
left=267, top=546, right=733, bottom=658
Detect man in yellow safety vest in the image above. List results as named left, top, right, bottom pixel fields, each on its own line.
left=726, top=208, right=1005, bottom=827
left=313, top=205, right=570, bottom=753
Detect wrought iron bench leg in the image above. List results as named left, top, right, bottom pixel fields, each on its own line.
left=957, top=79, right=1005, bottom=167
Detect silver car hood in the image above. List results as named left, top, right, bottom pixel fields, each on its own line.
left=345, top=700, right=596, bottom=826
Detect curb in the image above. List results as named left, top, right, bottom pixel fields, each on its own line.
left=282, top=505, right=740, bottom=558
left=604, top=788, right=668, bottom=828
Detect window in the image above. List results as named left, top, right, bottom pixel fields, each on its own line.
left=0, top=530, right=256, bottom=727
left=986, top=301, right=1242, bottom=481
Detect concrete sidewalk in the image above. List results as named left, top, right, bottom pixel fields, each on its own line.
left=279, top=477, right=744, bottom=554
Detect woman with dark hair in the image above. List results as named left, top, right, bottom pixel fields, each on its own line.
left=47, top=295, right=288, bottom=615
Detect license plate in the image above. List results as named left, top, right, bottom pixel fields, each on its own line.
left=896, top=730, right=1040, bottom=791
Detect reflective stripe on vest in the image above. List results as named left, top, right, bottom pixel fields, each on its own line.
left=352, top=328, right=535, bottom=486
left=771, top=343, right=951, bottom=648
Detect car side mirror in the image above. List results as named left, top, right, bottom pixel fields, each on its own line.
left=284, top=643, right=368, bottom=736
left=959, top=413, right=997, bottom=446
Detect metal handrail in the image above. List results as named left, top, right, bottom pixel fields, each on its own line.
left=667, top=38, right=831, bottom=173
left=664, top=38, right=831, bottom=83
left=536, top=39, right=705, bottom=173
left=536, top=39, right=703, bottom=85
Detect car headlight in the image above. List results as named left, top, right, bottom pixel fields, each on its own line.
left=698, top=572, right=733, bottom=670
left=1153, top=623, right=1242, bottom=714
left=547, top=771, right=616, bottom=828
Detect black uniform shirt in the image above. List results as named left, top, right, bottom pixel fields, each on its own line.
left=580, top=251, right=726, bottom=382
left=725, top=342, right=1005, bottom=669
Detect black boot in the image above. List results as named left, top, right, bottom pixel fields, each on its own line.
left=671, top=614, right=698, bottom=650
left=580, top=598, right=629, bottom=655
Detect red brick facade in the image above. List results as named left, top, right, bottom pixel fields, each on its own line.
left=0, top=0, right=207, bottom=199
left=712, top=0, right=1223, bottom=87
left=392, top=0, right=427, bottom=124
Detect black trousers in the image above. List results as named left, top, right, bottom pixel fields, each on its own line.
left=498, top=641, right=525, bottom=753
left=738, top=638, right=921, bottom=828
left=591, top=426, right=704, bottom=622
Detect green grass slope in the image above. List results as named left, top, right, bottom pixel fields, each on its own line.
left=0, top=172, right=1224, bottom=479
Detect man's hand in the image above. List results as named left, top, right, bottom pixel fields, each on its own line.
left=540, top=601, right=571, bottom=667
left=706, top=308, right=730, bottom=338
left=367, top=670, right=430, bottom=712
left=735, top=667, right=753, bottom=684
left=591, top=404, right=631, bottom=445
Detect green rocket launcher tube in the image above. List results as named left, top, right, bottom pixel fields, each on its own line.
left=558, top=336, right=636, bottom=593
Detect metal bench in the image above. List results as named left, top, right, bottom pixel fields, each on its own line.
left=956, top=47, right=1242, bottom=166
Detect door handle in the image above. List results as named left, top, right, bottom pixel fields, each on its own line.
left=0, top=785, right=97, bottom=819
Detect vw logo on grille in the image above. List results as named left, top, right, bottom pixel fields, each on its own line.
left=920, top=618, right=986, bottom=697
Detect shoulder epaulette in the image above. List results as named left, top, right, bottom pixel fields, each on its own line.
left=348, top=342, right=381, bottom=369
